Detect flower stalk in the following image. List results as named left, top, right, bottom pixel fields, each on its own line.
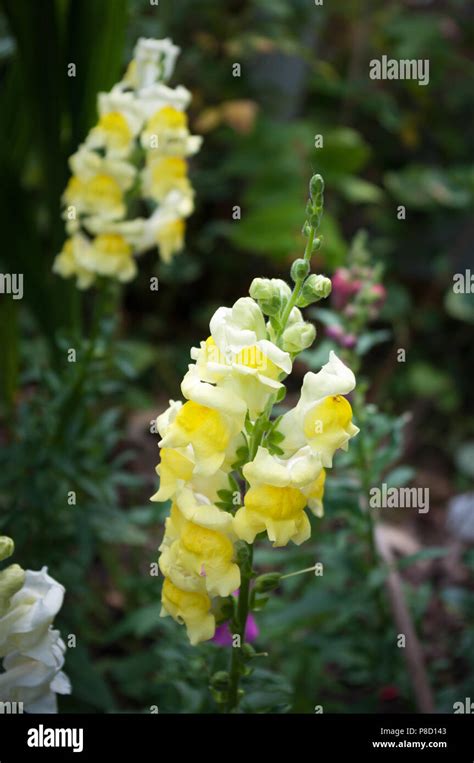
left=152, top=172, right=359, bottom=714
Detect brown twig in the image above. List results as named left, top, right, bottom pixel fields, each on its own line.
left=375, top=525, right=435, bottom=713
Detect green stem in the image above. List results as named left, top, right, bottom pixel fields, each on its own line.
left=276, top=226, right=315, bottom=340
left=226, top=543, right=253, bottom=713
left=48, top=281, right=119, bottom=447
left=354, top=405, right=387, bottom=628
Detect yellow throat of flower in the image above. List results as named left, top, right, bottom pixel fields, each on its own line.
left=84, top=173, right=123, bottom=209
left=180, top=521, right=233, bottom=561
left=148, top=106, right=188, bottom=131
left=245, top=484, right=307, bottom=519
left=96, top=112, right=133, bottom=149
left=175, top=401, right=229, bottom=449
left=94, top=233, right=131, bottom=258
left=162, top=577, right=210, bottom=612
left=304, top=394, right=354, bottom=439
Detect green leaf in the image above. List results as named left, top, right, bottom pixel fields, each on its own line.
left=398, top=547, right=449, bottom=570
left=336, top=175, right=384, bottom=204
left=66, top=0, right=128, bottom=147
left=356, top=330, right=391, bottom=356
left=384, top=466, right=416, bottom=488
left=454, top=442, right=474, bottom=479
left=385, top=165, right=473, bottom=209
left=444, top=289, right=474, bottom=325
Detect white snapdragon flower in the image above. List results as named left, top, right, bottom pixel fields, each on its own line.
left=133, top=37, right=181, bottom=89
left=0, top=566, right=71, bottom=713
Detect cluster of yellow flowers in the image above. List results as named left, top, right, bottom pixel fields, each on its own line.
left=54, top=38, right=201, bottom=289
left=152, top=281, right=359, bottom=645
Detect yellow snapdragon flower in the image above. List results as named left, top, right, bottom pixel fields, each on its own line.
left=55, top=37, right=202, bottom=286
left=160, top=577, right=215, bottom=645
left=159, top=501, right=240, bottom=598
left=54, top=232, right=137, bottom=288
left=279, top=351, right=359, bottom=466
left=141, top=105, right=202, bottom=157
left=157, top=397, right=245, bottom=476
left=190, top=298, right=292, bottom=417
left=142, top=156, right=194, bottom=209
left=86, top=91, right=145, bottom=157
left=53, top=236, right=96, bottom=290
left=234, top=445, right=324, bottom=547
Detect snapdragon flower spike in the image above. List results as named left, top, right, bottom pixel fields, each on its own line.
left=54, top=37, right=202, bottom=289
left=153, top=175, right=359, bottom=648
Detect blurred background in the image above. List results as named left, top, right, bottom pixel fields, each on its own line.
left=0, top=0, right=473, bottom=712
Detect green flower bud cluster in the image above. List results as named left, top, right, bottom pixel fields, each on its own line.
left=252, top=279, right=316, bottom=353
left=303, top=173, right=325, bottom=234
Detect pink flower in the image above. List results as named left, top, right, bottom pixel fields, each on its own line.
left=331, top=268, right=362, bottom=310
left=325, top=324, right=357, bottom=349
left=212, top=615, right=259, bottom=646
left=212, top=590, right=259, bottom=646
left=369, top=283, right=386, bottom=311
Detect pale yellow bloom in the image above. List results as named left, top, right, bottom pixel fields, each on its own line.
left=234, top=445, right=323, bottom=547
left=63, top=174, right=125, bottom=222
left=160, top=577, right=214, bottom=645
left=151, top=447, right=194, bottom=502
left=141, top=106, right=202, bottom=157
left=158, top=397, right=245, bottom=476
left=158, top=218, right=185, bottom=262
left=190, top=298, right=292, bottom=417
left=279, top=351, right=359, bottom=466
left=235, top=484, right=310, bottom=548
left=52, top=236, right=96, bottom=290
left=73, top=233, right=137, bottom=283
left=159, top=503, right=239, bottom=598
left=141, top=156, right=194, bottom=209
left=63, top=147, right=135, bottom=224
left=87, top=112, right=134, bottom=157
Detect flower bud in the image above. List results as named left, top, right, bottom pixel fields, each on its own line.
left=249, top=277, right=273, bottom=302
left=296, top=274, right=332, bottom=307
left=281, top=321, right=316, bottom=353
left=210, top=671, right=230, bottom=691
left=309, top=173, right=324, bottom=202
left=249, top=277, right=291, bottom=317
left=290, top=259, right=310, bottom=282
left=0, top=564, right=25, bottom=615
left=253, top=572, right=282, bottom=593
left=0, top=536, right=14, bottom=562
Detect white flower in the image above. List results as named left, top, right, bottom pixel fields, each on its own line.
left=0, top=567, right=71, bottom=712
left=133, top=37, right=181, bottom=88
left=85, top=89, right=145, bottom=157
left=97, top=89, right=145, bottom=134
left=68, top=145, right=136, bottom=189
left=136, top=83, right=191, bottom=120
